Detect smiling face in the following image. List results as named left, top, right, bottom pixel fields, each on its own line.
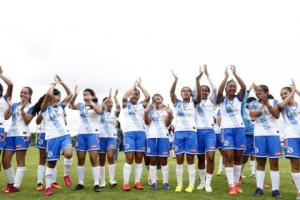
left=20, top=87, right=32, bottom=102
left=152, top=94, right=163, bottom=107
left=226, top=81, right=237, bottom=96
left=255, top=86, right=267, bottom=100
left=280, top=87, right=292, bottom=101
left=181, top=87, right=192, bottom=101
left=83, top=91, right=93, bottom=103
left=105, top=99, right=114, bottom=110
left=200, top=85, right=210, bottom=99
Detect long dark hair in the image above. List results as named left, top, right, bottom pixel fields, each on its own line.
left=0, top=83, right=3, bottom=97
left=31, top=94, right=46, bottom=117
left=23, top=86, right=33, bottom=103
left=84, top=88, right=98, bottom=103
left=257, top=85, right=274, bottom=99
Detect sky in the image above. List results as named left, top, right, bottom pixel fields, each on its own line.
left=0, top=0, right=299, bottom=132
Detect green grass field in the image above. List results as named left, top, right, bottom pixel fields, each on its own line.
left=0, top=148, right=297, bottom=200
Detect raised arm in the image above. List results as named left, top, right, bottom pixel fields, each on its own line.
left=41, top=83, right=56, bottom=112
left=204, top=65, right=217, bottom=103
left=114, top=89, right=121, bottom=117
left=20, top=100, right=34, bottom=125
left=292, top=79, right=300, bottom=97
left=217, top=67, right=229, bottom=103
left=136, top=78, right=150, bottom=107
left=36, top=113, right=43, bottom=125
left=56, top=75, right=73, bottom=106
left=195, top=66, right=204, bottom=103
left=231, top=65, right=246, bottom=100
left=278, top=82, right=296, bottom=110
left=170, top=70, right=178, bottom=105
left=4, top=98, right=12, bottom=120
left=164, top=105, right=173, bottom=127
left=122, top=80, right=136, bottom=108
left=144, top=103, right=152, bottom=125
left=69, top=85, right=80, bottom=110
left=0, top=66, right=13, bottom=99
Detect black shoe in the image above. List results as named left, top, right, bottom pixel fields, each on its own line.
left=272, top=190, right=281, bottom=199
left=94, top=185, right=101, bottom=192
left=72, top=184, right=84, bottom=190
left=253, top=188, right=264, bottom=197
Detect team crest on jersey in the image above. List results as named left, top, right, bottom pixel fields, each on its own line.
left=124, top=143, right=130, bottom=150
left=174, top=146, right=179, bottom=152
left=254, top=147, right=259, bottom=154
left=147, top=147, right=151, bottom=153
left=223, top=140, right=229, bottom=147
left=287, top=147, right=294, bottom=154
left=47, top=151, right=53, bottom=158
left=38, top=139, right=43, bottom=145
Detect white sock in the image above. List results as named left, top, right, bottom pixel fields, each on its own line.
left=123, top=163, right=132, bottom=184
left=176, top=164, right=183, bottom=184
left=225, top=167, right=234, bottom=186
left=233, top=165, right=242, bottom=184
left=100, top=166, right=106, bottom=184
left=135, top=163, right=143, bottom=183
left=64, top=158, right=72, bottom=176
left=53, top=168, right=57, bottom=183
left=45, top=167, right=55, bottom=189
left=205, top=173, right=213, bottom=187
left=198, top=169, right=206, bottom=185
left=250, top=160, right=256, bottom=174
left=108, top=164, right=116, bottom=183
left=14, top=167, right=26, bottom=188
left=292, top=173, right=300, bottom=193
left=188, top=164, right=195, bottom=187
left=92, top=166, right=100, bottom=186
left=77, top=166, right=85, bottom=185
left=161, top=165, right=169, bottom=184
left=270, top=170, right=280, bottom=191
left=4, top=167, right=15, bottom=184
left=256, top=170, right=265, bottom=190
left=218, top=157, right=224, bottom=172
left=149, top=165, right=157, bottom=184
left=37, top=165, right=46, bottom=184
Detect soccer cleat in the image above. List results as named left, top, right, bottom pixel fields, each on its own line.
left=228, top=185, right=237, bottom=196
left=44, top=187, right=53, bottom=196
left=185, top=185, right=194, bottom=193
left=122, top=183, right=130, bottom=191
left=205, top=185, right=212, bottom=193
left=109, top=180, right=118, bottom=187
left=2, top=183, right=14, bottom=191
left=64, top=175, right=72, bottom=188
left=163, top=183, right=170, bottom=190
left=4, top=185, right=20, bottom=193
left=197, top=183, right=205, bottom=190
left=35, top=183, right=45, bottom=191
left=94, top=185, right=101, bottom=192
left=134, top=182, right=144, bottom=190
left=72, top=183, right=84, bottom=190
left=151, top=183, right=158, bottom=191
left=51, top=182, right=62, bottom=190
left=175, top=184, right=183, bottom=192
left=100, top=181, right=106, bottom=188
left=272, top=190, right=281, bottom=199
left=253, top=188, right=264, bottom=197
left=235, top=183, right=243, bottom=193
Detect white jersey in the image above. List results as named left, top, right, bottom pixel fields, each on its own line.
left=147, top=109, right=169, bottom=138
left=0, top=96, right=9, bottom=129
left=123, top=101, right=145, bottom=133
left=250, top=99, right=280, bottom=136
left=77, top=103, right=100, bottom=134
left=173, top=100, right=196, bottom=132
left=281, top=101, right=300, bottom=139
left=42, top=103, right=70, bottom=140
left=219, top=96, right=245, bottom=129
left=99, top=110, right=118, bottom=138
left=7, top=102, right=33, bottom=137
left=195, top=98, right=216, bottom=129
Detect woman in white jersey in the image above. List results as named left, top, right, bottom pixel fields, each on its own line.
left=195, top=65, right=217, bottom=193
left=122, top=78, right=150, bottom=191
left=144, top=94, right=173, bottom=191
left=216, top=65, right=246, bottom=196
left=98, top=89, right=120, bottom=187
left=40, top=75, right=73, bottom=196
left=249, top=84, right=289, bottom=199
left=0, top=66, right=13, bottom=163
left=278, top=82, right=300, bottom=200
left=69, top=86, right=101, bottom=192
left=2, top=86, right=34, bottom=193
left=170, top=70, right=197, bottom=193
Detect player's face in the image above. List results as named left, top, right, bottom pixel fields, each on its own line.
left=200, top=86, right=210, bottom=99
left=130, top=90, right=140, bottom=103
left=153, top=95, right=163, bottom=106
left=280, top=89, right=290, bottom=100
left=20, top=87, right=31, bottom=102
left=254, top=86, right=265, bottom=100
left=105, top=99, right=113, bottom=110
left=226, top=82, right=237, bottom=96
left=83, top=91, right=93, bottom=102
left=181, top=87, right=192, bottom=100
left=52, top=94, right=61, bottom=104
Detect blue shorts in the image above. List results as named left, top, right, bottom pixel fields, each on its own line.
left=36, top=132, right=47, bottom=149
left=285, top=138, right=300, bottom=158
left=99, top=137, right=116, bottom=153
left=76, top=134, right=100, bottom=152
left=0, top=128, right=5, bottom=150
left=146, top=138, right=170, bottom=157
left=123, top=131, right=146, bottom=153
left=174, top=131, right=198, bottom=155
left=4, top=136, right=30, bottom=151
left=254, top=136, right=283, bottom=158
left=216, top=134, right=223, bottom=149
left=243, top=135, right=254, bottom=156
left=46, top=135, right=72, bottom=161
left=221, top=128, right=246, bottom=150
left=197, top=129, right=216, bottom=154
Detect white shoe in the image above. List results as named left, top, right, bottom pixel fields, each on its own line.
left=205, top=185, right=212, bottom=192
left=100, top=181, right=106, bottom=188
left=197, top=183, right=205, bottom=190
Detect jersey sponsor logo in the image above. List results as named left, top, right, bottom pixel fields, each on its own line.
left=287, top=147, right=294, bottom=154
left=47, top=151, right=53, bottom=158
